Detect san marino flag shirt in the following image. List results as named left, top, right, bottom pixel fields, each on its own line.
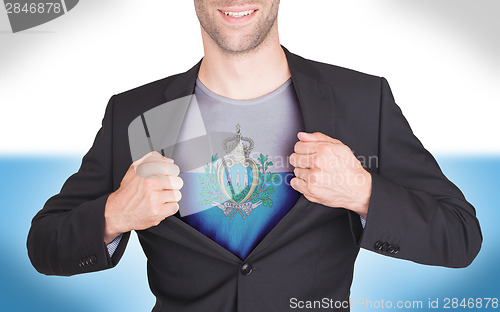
left=173, top=77, right=305, bottom=260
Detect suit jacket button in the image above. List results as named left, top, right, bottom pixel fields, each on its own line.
left=89, top=256, right=97, bottom=265
left=387, top=244, right=395, bottom=254
left=240, top=263, right=253, bottom=276
left=374, top=241, right=383, bottom=250
left=393, top=245, right=400, bottom=254
left=381, top=242, right=389, bottom=252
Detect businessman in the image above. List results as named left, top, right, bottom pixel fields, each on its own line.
left=27, top=1, right=482, bottom=311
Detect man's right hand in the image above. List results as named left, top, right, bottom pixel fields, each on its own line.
left=103, top=151, right=183, bottom=244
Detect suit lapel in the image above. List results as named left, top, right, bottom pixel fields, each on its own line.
left=283, top=47, right=336, bottom=136
left=158, top=47, right=337, bottom=261
left=245, top=48, right=337, bottom=258
left=163, top=60, right=201, bottom=102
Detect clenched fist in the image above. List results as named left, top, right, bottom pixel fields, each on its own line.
left=289, top=132, right=372, bottom=219
left=103, top=151, right=183, bottom=244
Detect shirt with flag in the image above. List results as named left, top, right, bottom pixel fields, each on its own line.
left=172, top=77, right=305, bottom=260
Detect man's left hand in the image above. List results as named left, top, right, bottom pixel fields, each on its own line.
left=289, top=132, right=372, bottom=219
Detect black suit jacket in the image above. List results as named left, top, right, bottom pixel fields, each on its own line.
left=27, top=47, right=482, bottom=311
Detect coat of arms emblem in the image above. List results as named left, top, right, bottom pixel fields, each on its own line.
left=199, top=124, right=278, bottom=219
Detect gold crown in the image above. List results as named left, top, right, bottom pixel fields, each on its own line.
left=223, top=124, right=254, bottom=158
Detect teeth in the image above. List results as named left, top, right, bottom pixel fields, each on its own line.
left=222, top=10, right=255, bottom=18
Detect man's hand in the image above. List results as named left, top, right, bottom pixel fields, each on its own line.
left=289, top=132, right=372, bottom=219
left=103, top=151, right=183, bottom=244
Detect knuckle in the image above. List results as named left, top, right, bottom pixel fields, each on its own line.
left=173, top=190, right=182, bottom=202
left=175, top=176, right=184, bottom=189
left=163, top=176, right=175, bottom=189
left=145, top=192, right=155, bottom=204
left=339, top=144, right=352, bottom=155
left=316, top=145, right=327, bottom=156
left=149, top=152, right=162, bottom=161
left=133, top=164, right=144, bottom=177
left=305, top=194, right=318, bottom=203
left=147, top=151, right=163, bottom=163
left=150, top=203, right=161, bottom=216
left=315, top=154, right=328, bottom=168
left=312, top=156, right=321, bottom=168
left=154, top=193, right=166, bottom=205
left=306, top=182, right=317, bottom=196
left=167, top=163, right=180, bottom=176
left=138, top=162, right=152, bottom=171
left=136, top=163, right=152, bottom=178
left=319, top=155, right=331, bottom=168
left=172, top=164, right=181, bottom=175
left=297, top=156, right=306, bottom=168
left=320, top=143, right=332, bottom=154
left=309, top=171, right=319, bottom=184
left=163, top=190, right=173, bottom=202
left=296, top=156, right=306, bottom=168
left=293, top=143, right=301, bottom=153
left=166, top=202, right=179, bottom=215
left=153, top=215, right=163, bottom=226
left=141, top=177, right=156, bottom=188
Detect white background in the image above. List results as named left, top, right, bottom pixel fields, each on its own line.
left=0, top=0, right=499, bottom=155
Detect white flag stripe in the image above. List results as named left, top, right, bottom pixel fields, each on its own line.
left=0, top=1, right=498, bottom=154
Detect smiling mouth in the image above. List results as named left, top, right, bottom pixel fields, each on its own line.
left=219, top=9, right=257, bottom=18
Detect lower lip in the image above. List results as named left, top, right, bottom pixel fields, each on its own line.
left=218, top=10, right=258, bottom=24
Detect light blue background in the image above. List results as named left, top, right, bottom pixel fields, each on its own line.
left=0, top=156, right=498, bottom=311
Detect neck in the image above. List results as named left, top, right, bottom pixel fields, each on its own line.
left=198, top=24, right=291, bottom=100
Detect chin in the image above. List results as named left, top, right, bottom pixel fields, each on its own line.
left=219, top=36, right=261, bottom=54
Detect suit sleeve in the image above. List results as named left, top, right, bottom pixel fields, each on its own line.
left=354, top=77, right=482, bottom=268
left=27, top=96, right=131, bottom=276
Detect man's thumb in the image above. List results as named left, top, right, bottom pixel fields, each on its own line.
left=297, top=132, right=340, bottom=143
